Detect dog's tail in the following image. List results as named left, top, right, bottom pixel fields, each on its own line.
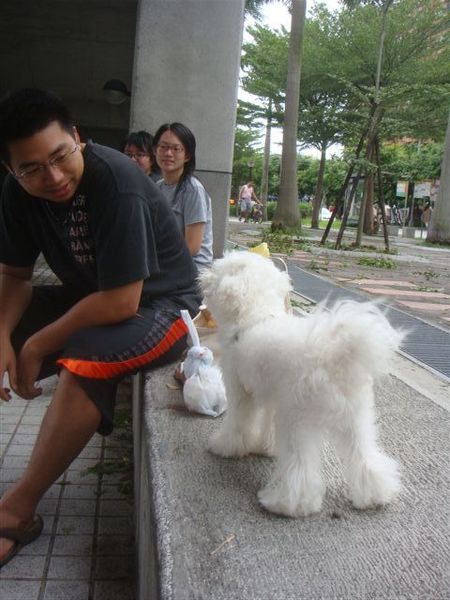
left=306, top=300, right=406, bottom=380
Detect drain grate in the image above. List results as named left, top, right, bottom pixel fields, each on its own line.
left=288, top=264, right=450, bottom=381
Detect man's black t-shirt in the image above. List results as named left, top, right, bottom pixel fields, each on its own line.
left=0, top=141, right=199, bottom=305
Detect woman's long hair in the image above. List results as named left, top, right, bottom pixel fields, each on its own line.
left=153, top=122, right=196, bottom=195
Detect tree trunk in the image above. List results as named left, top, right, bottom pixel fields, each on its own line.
left=336, top=172, right=362, bottom=249
left=375, top=0, right=394, bottom=103
left=355, top=104, right=384, bottom=247
left=311, top=145, right=326, bottom=229
left=320, top=103, right=378, bottom=246
left=355, top=0, right=392, bottom=244
left=272, top=0, right=306, bottom=229
left=427, top=109, right=450, bottom=243
left=407, top=182, right=415, bottom=226
left=374, top=136, right=390, bottom=252
left=260, top=102, right=272, bottom=222
left=363, top=165, right=375, bottom=235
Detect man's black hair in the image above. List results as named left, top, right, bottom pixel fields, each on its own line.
left=0, top=88, right=74, bottom=163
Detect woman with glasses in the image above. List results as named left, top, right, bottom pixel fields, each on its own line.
left=153, top=123, right=213, bottom=269
left=122, top=130, right=160, bottom=182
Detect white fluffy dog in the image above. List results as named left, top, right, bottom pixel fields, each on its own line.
left=199, top=251, right=403, bottom=518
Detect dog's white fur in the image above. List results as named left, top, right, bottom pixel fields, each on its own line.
left=199, top=251, right=403, bottom=517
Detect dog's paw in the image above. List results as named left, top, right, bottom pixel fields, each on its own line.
left=245, top=438, right=276, bottom=457
left=257, top=485, right=323, bottom=518
left=348, top=455, right=401, bottom=509
left=253, top=445, right=276, bottom=458
left=208, top=430, right=249, bottom=458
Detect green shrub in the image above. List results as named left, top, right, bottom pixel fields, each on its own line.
left=264, top=201, right=312, bottom=221
left=261, top=228, right=294, bottom=255
left=299, top=202, right=313, bottom=218
left=232, top=200, right=312, bottom=222
left=266, top=201, right=277, bottom=220
left=357, top=256, right=397, bottom=269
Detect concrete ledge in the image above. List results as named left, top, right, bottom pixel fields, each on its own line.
left=401, top=226, right=417, bottom=238
left=132, top=365, right=449, bottom=600
left=387, top=225, right=401, bottom=236
left=400, top=226, right=428, bottom=239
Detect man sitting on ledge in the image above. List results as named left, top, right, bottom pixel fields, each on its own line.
left=0, top=88, right=201, bottom=567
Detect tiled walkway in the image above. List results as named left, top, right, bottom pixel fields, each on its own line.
left=0, top=378, right=135, bottom=600
left=288, top=263, right=450, bottom=380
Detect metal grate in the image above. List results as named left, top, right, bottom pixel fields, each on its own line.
left=288, top=264, right=450, bottom=382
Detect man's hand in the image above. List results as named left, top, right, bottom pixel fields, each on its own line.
left=0, top=336, right=18, bottom=402
left=15, top=338, right=43, bottom=400
left=0, top=264, right=34, bottom=400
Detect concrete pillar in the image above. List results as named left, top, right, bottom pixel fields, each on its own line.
left=130, top=0, right=245, bottom=257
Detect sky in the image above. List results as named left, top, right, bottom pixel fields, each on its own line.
left=240, top=0, right=343, bottom=158
left=262, top=0, right=341, bottom=30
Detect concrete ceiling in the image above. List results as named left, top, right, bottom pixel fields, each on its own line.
left=0, top=0, right=138, bottom=147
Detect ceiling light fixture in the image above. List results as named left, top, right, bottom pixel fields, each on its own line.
left=102, top=79, right=131, bottom=105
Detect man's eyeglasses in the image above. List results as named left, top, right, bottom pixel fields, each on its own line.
left=124, top=151, right=149, bottom=160
left=156, top=143, right=185, bottom=155
left=15, top=143, right=80, bottom=180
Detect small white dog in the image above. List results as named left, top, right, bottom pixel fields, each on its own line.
left=199, top=252, right=403, bottom=518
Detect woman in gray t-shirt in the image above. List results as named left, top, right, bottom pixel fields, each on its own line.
left=153, top=123, right=213, bottom=269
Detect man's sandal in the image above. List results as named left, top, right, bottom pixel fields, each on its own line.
left=0, top=514, right=43, bottom=569
left=174, top=362, right=186, bottom=384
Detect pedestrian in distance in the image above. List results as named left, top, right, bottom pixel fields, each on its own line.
left=0, top=88, right=201, bottom=567
left=421, top=200, right=433, bottom=228
left=238, top=181, right=261, bottom=223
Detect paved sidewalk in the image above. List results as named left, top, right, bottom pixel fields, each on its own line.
left=287, top=263, right=450, bottom=380
left=2, top=237, right=449, bottom=599
left=1, top=258, right=135, bottom=598
left=0, top=379, right=135, bottom=599
left=142, top=358, right=450, bottom=600
left=228, top=218, right=450, bottom=329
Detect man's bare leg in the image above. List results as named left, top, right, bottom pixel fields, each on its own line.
left=0, top=369, right=102, bottom=561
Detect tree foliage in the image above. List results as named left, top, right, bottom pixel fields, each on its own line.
left=241, top=24, right=288, bottom=106
left=333, top=0, right=450, bottom=143
left=235, top=0, right=450, bottom=234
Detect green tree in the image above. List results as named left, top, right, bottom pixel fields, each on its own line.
left=380, top=142, right=443, bottom=182
left=244, top=0, right=307, bottom=228
left=298, top=5, right=349, bottom=227
left=323, top=157, right=348, bottom=205
left=321, top=0, right=450, bottom=247
left=231, top=104, right=261, bottom=199
left=242, top=0, right=449, bottom=237
left=241, top=24, right=288, bottom=215
left=241, top=4, right=349, bottom=228
left=267, top=154, right=282, bottom=196
left=273, top=0, right=307, bottom=228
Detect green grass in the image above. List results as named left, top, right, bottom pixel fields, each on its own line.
left=420, top=240, right=450, bottom=248
left=81, top=404, right=134, bottom=499
left=414, top=270, right=439, bottom=280
left=308, top=258, right=329, bottom=272
left=416, top=286, right=441, bottom=292
left=357, top=256, right=397, bottom=269
left=294, top=239, right=313, bottom=252
left=260, top=229, right=295, bottom=255
left=290, top=298, right=304, bottom=308
left=302, top=217, right=341, bottom=230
